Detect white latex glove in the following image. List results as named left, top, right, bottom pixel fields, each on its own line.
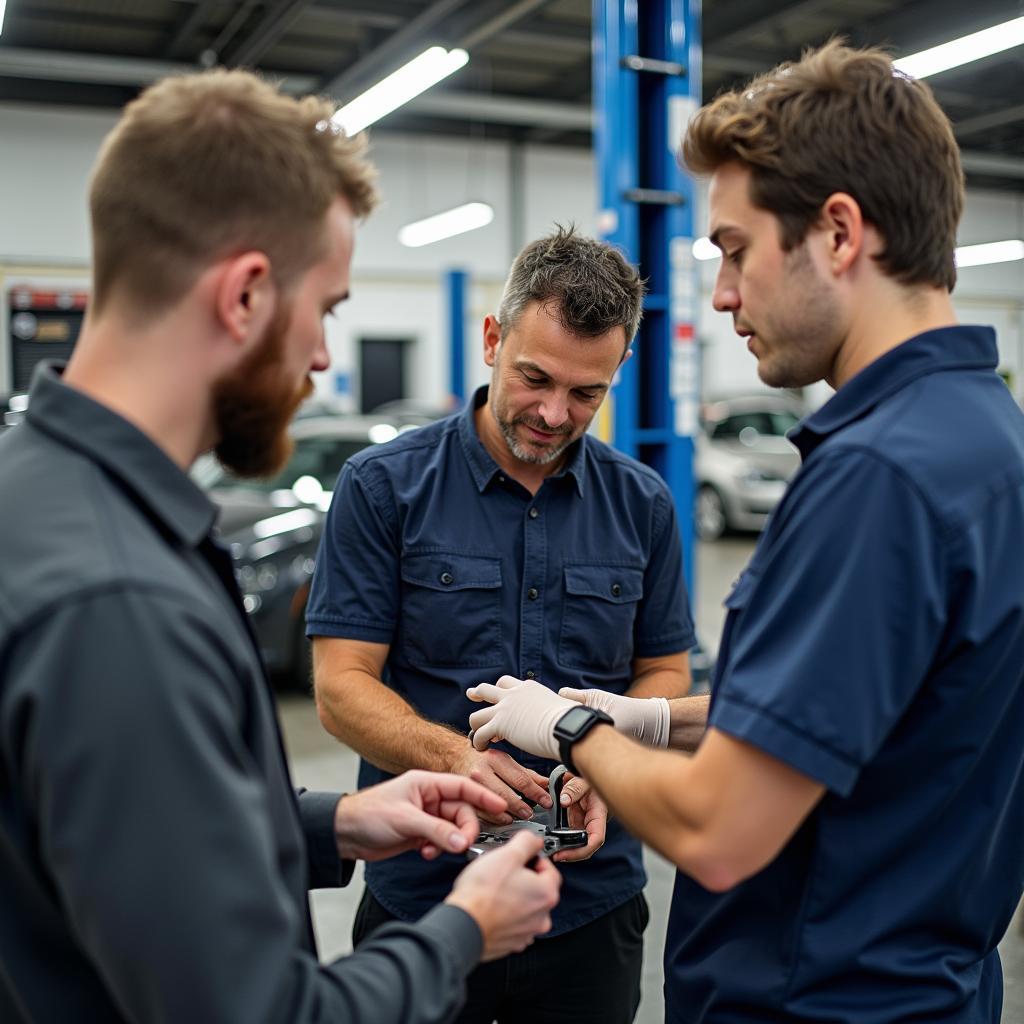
left=466, top=676, right=578, bottom=761
left=557, top=687, right=671, bottom=748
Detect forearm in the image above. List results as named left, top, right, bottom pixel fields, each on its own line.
left=626, top=651, right=691, bottom=699
left=667, top=694, right=710, bottom=754
left=321, top=904, right=481, bottom=1024
left=316, top=668, right=467, bottom=776
left=569, top=725, right=725, bottom=888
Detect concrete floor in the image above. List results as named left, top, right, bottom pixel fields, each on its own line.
left=280, top=535, right=1024, bottom=1023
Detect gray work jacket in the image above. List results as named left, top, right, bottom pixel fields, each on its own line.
left=0, top=363, right=480, bottom=1023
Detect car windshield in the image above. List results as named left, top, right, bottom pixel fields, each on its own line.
left=711, top=410, right=800, bottom=439
left=196, top=436, right=371, bottom=494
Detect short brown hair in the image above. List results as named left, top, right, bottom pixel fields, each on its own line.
left=683, top=40, right=964, bottom=291
left=497, top=225, right=645, bottom=349
left=89, top=69, right=379, bottom=314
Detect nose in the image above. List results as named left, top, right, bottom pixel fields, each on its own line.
left=537, top=391, right=569, bottom=429
left=711, top=267, right=739, bottom=314
left=311, top=332, right=331, bottom=373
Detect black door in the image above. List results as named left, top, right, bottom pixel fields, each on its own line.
left=359, top=337, right=407, bottom=413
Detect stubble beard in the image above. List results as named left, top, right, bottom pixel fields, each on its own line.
left=212, top=301, right=313, bottom=478
left=495, top=411, right=574, bottom=465
left=753, top=244, right=841, bottom=390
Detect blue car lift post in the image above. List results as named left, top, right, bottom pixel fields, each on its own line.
left=594, top=0, right=710, bottom=688
left=446, top=268, right=468, bottom=406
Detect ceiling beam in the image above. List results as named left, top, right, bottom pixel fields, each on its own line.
left=960, top=149, right=1024, bottom=179
left=0, top=46, right=316, bottom=93
left=706, top=0, right=835, bottom=50
left=407, top=89, right=592, bottom=129
left=163, top=0, right=221, bottom=59
left=457, top=0, right=553, bottom=51
left=955, top=103, right=1024, bottom=139
left=499, top=28, right=588, bottom=55
left=319, top=0, right=470, bottom=99
left=229, top=0, right=314, bottom=68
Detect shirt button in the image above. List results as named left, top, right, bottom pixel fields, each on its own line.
left=440, top=572, right=454, bottom=585
left=527, top=587, right=539, bottom=600
left=611, top=582, right=622, bottom=597
left=528, top=507, right=539, bottom=519
left=526, top=670, right=536, bottom=679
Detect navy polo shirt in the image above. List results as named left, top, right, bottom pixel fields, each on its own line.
left=307, top=386, right=694, bottom=935
left=665, top=326, right=1024, bottom=1022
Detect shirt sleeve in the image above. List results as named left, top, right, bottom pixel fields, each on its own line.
left=295, top=788, right=356, bottom=888
left=4, top=587, right=479, bottom=1024
left=633, top=487, right=697, bottom=657
left=711, top=447, right=947, bottom=797
left=306, top=459, right=400, bottom=643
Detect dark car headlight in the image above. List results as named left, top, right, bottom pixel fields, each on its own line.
left=236, top=561, right=281, bottom=614
left=736, top=466, right=786, bottom=485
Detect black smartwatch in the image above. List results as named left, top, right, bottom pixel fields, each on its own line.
left=553, top=705, right=614, bottom=775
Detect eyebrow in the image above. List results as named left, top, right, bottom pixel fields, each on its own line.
left=514, top=359, right=610, bottom=392
left=708, top=226, right=743, bottom=250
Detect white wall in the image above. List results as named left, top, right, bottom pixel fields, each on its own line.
left=1, top=101, right=1021, bottom=405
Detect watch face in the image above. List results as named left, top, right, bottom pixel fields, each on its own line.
left=558, top=705, right=593, bottom=736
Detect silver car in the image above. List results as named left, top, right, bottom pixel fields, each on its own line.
left=694, top=395, right=803, bottom=540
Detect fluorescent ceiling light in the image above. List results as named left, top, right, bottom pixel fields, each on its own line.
left=331, top=46, right=468, bottom=135
left=954, top=239, right=1024, bottom=268
left=692, top=236, right=720, bottom=261
left=894, top=17, right=1024, bottom=79
left=399, top=202, right=494, bottom=247
left=0, top=0, right=7, bottom=36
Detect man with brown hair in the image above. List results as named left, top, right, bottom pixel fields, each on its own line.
left=308, top=225, right=694, bottom=1023
left=0, top=69, right=561, bottom=1023
left=464, top=41, right=1024, bottom=1022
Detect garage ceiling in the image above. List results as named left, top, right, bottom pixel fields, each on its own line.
left=1, top=0, right=1023, bottom=192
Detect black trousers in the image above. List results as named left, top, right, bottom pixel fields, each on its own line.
left=353, top=887, right=649, bottom=1024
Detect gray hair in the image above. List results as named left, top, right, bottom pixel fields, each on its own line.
left=496, top=225, right=645, bottom=350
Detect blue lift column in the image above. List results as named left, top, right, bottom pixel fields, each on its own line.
left=594, top=0, right=702, bottom=600
left=446, top=268, right=468, bottom=406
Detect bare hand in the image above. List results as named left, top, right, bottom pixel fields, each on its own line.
left=334, top=771, right=507, bottom=862
left=449, top=745, right=552, bottom=825
left=552, top=774, right=607, bottom=864
left=446, top=831, right=562, bottom=960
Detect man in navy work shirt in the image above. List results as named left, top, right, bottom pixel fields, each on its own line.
left=464, top=42, right=1024, bottom=1023
left=307, top=226, right=695, bottom=1023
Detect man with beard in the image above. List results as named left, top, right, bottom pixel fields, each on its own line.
left=462, top=41, right=1024, bottom=1024
left=0, top=70, right=562, bottom=1023
left=307, top=226, right=695, bottom=1024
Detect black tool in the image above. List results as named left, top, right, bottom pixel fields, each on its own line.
left=467, top=764, right=587, bottom=863
left=544, top=764, right=588, bottom=851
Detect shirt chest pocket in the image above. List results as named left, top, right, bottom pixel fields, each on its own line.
left=399, top=552, right=503, bottom=668
left=714, top=569, right=758, bottom=685
left=559, top=563, right=644, bottom=673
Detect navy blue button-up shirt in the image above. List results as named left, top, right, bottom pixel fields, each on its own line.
left=665, top=326, right=1024, bottom=1022
left=308, top=386, right=695, bottom=934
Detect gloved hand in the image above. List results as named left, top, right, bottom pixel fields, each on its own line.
left=557, top=687, right=670, bottom=748
left=467, top=676, right=578, bottom=761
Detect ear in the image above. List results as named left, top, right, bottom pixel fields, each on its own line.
left=215, top=251, right=275, bottom=348
left=483, top=314, right=502, bottom=368
left=818, top=192, right=863, bottom=277
left=619, top=347, right=634, bottom=369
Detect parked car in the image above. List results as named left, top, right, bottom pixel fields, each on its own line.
left=370, top=397, right=452, bottom=426
left=194, top=415, right=412, bottom=689
left=1, top=392, right=28, bottom=431
left=694, top=395, right=803, bottom=540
